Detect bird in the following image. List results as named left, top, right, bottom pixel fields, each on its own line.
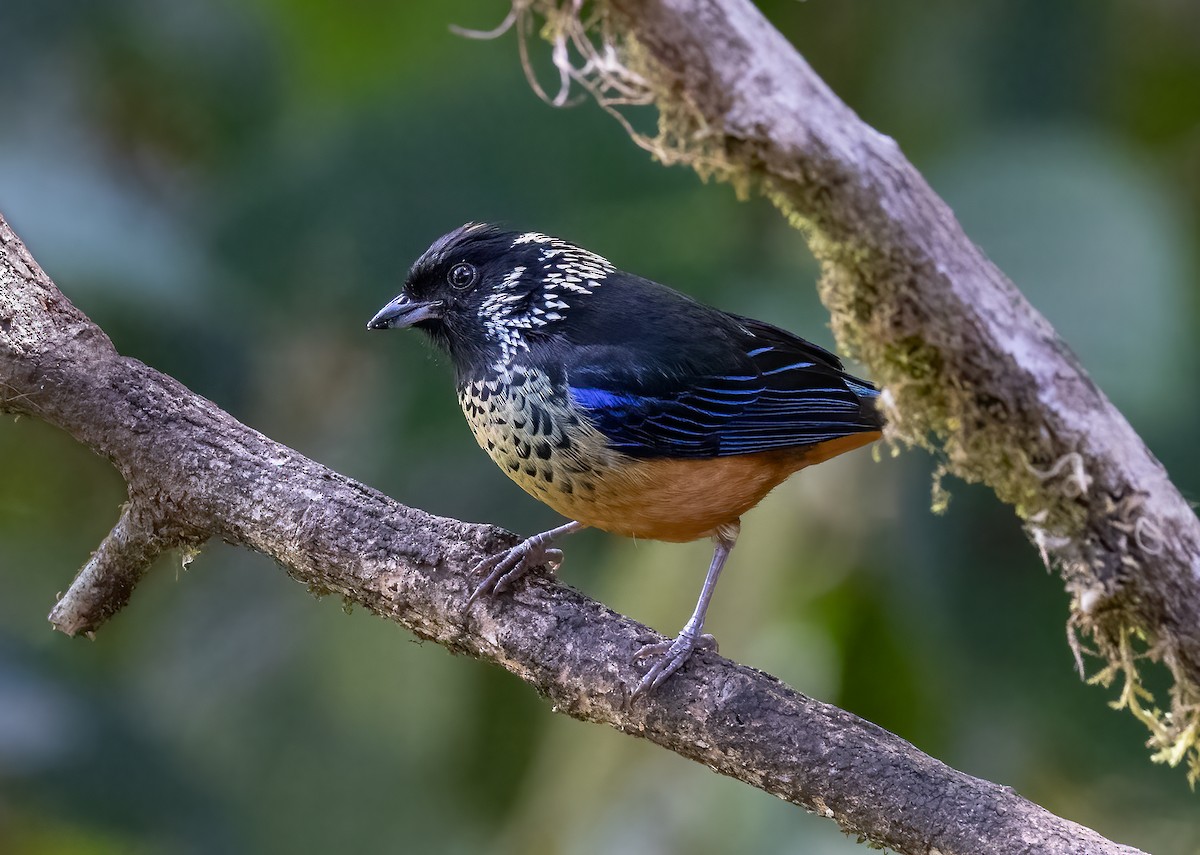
left=368, top=223, right=883, bottom=698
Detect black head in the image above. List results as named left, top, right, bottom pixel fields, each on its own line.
left=367, top=223, right=614, bottom=374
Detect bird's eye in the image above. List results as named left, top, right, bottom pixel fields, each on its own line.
left=447, top=262, right=477, bottom=290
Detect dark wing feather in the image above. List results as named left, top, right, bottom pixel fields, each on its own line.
left=564, top=313, right=882, bottom=459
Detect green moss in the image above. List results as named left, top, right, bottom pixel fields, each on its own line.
left=513, top=0, right=1200, bottom=786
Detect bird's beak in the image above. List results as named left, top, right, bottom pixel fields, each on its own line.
left=366, top=295, right=443, bottom=330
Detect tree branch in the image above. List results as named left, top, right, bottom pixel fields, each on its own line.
left=48, top=497, right=188, bottom=636
left=496, top=0, right=1200, bottom=781
left=0, top=210, right=1141, bottom=852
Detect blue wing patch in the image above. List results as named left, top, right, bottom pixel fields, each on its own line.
left=569, top=387, right=641, bottom=411
left=568, top=352, right=880, bottom=459
left=556, top=306, right=881, bottom=459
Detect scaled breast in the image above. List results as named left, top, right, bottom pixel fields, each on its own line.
left=456, top=367, right=619, bottom=511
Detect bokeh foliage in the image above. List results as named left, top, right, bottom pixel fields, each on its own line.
left=1, top=1, right=1198, bottom=852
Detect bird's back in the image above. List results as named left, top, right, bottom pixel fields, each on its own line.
left=455, top=268, right=882, bottom=541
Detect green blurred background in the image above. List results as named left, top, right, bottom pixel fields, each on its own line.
left=2, top=1, right=1198, bottom=852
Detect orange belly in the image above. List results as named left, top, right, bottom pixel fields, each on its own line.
left=543, top=431, right=882, bottom=542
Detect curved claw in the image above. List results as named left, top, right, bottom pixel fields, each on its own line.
left=466, top=522, right=582, bottom=606
left=468, top=545, right=538, bottom=604
left=630, top=631, right=718, bottom=700
left=491, top=544, right=560, bottom=594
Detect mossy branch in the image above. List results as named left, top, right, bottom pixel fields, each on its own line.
left=478, top=0, right=1200, bottom=782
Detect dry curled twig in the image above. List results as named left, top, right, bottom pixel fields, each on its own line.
left=454, top=2, right=659, bottom=149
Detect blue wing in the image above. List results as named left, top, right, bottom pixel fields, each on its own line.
left=564, top=315, right=882, bottom=459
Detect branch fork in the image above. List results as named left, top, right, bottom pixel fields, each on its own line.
left=0, top=210, right=1143, bottom=853
left=48, top=497, right=196, bottom=637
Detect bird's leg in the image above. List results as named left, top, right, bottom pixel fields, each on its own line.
left=468, top=520, right=587, bottom=605
left=631, top=521, right=739, bottom=699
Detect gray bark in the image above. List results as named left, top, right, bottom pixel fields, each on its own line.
left=0, top=209, right=1141, bottom=854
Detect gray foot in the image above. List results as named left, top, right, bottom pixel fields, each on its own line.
left=467, top=520, right=584, bottom=605
left=468, top=538, right=564, bottom=605
left=631, top=631, right=719, bottom=699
